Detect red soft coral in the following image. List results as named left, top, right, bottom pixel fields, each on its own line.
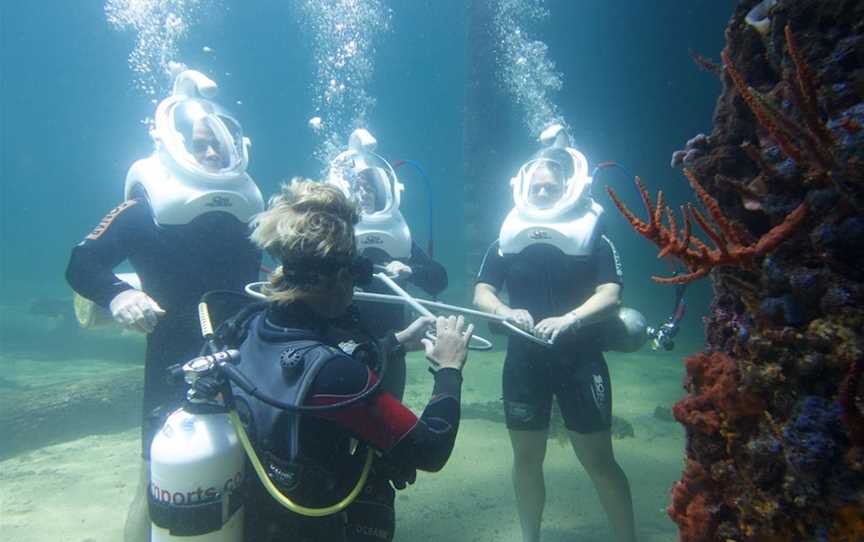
left=673, top=352, right=765, bottom=435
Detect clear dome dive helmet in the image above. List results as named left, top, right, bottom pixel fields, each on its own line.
left=153, top=70, right=250, bottom=183
left=125, top=70, right=263, bottom=225
left=327, top=129, right=412, bottom=259
left=499, top=123, right=604, bottom=256
left=512, top=124, right=591, bottom=220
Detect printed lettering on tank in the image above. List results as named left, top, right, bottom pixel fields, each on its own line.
left=85, top=200, right=138, bottom=241
left=149, top=469, right=243, bottom=507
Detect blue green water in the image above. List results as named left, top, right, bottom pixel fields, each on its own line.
left=0, top=1, right=731, bottom=540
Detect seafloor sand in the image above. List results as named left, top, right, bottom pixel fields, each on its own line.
left=1, top=347, right=688, bottom=542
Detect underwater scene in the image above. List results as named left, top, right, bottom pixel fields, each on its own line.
left=1, top=1, right=862, bottom=541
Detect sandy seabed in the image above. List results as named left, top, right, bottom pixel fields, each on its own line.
left=1, top=348, right=688, bottom=542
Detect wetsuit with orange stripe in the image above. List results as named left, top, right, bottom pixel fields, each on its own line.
left=236, top=302, right=462, bottom=542
left=65, top=195, right=261, bottom=457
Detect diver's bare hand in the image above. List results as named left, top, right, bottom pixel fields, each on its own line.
left=384, top=261, right=413, bottom=280
left=534, top=314, right=580, bottom=343
left=497, top=307, right=534, bottom=332
left=109, top=289, right=166, bottom=334
left=422, top=315, right=474, bottom=371
left=395, top=316, right=435, bottom=352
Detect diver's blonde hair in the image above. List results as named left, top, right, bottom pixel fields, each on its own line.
left=250, top=178, right=359, bottom=303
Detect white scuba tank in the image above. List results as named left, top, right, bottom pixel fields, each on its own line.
left=149, top=408, right=245, bottom=541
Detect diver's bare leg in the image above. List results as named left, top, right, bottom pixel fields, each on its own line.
left=123, top=460, right=150, bottom=542
left=509, top=429, right=549, bottom=542
left=568, top=430, right=636, bottom=542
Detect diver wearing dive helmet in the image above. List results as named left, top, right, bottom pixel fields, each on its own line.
left=473, top=125, right=637, bottom=542
left=327, top=128, right=448, bottom=400
left=65, top=69, right=263, bottom=542
left=238, top=179, right=471, bottom=541
left=327, top=130, right=448, bottom=541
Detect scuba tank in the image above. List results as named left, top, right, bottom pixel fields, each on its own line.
left=149, top=295, right=380, bottom=540
left=149, top=350, right=246, bottom=542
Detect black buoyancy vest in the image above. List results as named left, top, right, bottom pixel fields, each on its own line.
left=231, top=312, right=364, bottom=502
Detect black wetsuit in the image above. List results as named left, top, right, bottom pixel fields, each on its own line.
left=239, top=302, right=462, bottom=542
left=356, top=242, right=447, bottom=400
left=476, top=234, right=623, bottom=432
left=65, top=197, right=261, bottom=457
left=337, top=243, right=446, bottom=542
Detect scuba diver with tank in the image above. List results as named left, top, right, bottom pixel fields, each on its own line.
left=65, top=68, right=264, bottom=542
left=473, top=124, right=638, bottom=542
left=147, top=179, right=473, bottom=542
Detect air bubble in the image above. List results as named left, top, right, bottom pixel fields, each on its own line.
left=295, top=0, right=391, bottom=164
left=493, top=0, right=565, bottom=136
left=105, top=0, right=219, bottom=97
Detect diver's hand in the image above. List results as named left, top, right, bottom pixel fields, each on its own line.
left=534, top=314, right=580, bottom=343
left=384, top=261, right=413, bottom=280
left=497, top=307, right=534, bottom=332
left=109, top=289, right=166, bottom=333
left=395, top=316, right=435, bottom=352
left=422, top=315, right=474, bottom=371
left=377, top=460, right=417, bottom=491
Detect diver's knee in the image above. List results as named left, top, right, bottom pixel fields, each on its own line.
left=578, top=453, right=621, bottom=477
left=512, top=450, right=545, bottom=469
left=509, top=430, right=548, bottom=468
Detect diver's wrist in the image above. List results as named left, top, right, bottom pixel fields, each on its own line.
left=566, top=312, right=582, bottom=329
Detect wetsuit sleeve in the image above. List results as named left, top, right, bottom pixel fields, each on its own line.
left=594, top=234, right=624, bottom=287
left=475, top=240, right=506, bottom=290
left=306, top=354, right=462, bottom=472
left=405, top=242, right=448, bottom=296
left=65, top=199, right=151, bottom=308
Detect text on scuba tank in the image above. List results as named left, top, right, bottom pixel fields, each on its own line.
left=149, top=471, right=243, bottom=506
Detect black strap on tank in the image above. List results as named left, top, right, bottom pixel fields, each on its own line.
left=148, top=488, right=242, bottom=536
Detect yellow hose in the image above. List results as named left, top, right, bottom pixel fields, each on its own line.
left=228, top=410, right=374, bottom=516
left=198, top=302, right=214, bottom=338
left=200, top=301, right=374, bottom=516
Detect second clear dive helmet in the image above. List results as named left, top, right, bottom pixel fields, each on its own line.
left=327, top=129, right=412, bottom=259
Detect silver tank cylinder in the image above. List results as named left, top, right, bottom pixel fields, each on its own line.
left=150, top=408, right=245, bottom=541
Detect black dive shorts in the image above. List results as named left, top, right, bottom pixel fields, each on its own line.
left=502, top=343, right=612, bottom=433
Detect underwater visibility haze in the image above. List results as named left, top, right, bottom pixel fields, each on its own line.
left=4, top=1, right=862, bottom=541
